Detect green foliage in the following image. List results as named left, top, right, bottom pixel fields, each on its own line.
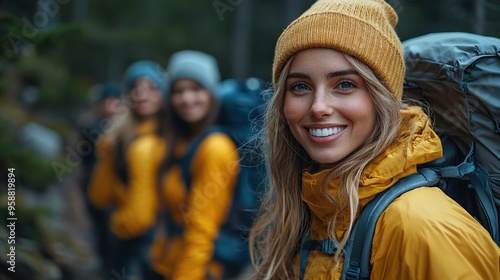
left=1, top=12, right=82, bottom=61
left=0, top=13, right=23, bottom=62
left=0, top=116, right=57, bottom=191
left=30, top=22, right=83, bottom=55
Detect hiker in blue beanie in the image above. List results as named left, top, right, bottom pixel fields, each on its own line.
left=88, top=60, right=167, bottom=279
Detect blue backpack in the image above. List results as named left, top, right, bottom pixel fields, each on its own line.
left=299, top=32, right=500, bottom=280
left=172, top=77, right=267, bottom=276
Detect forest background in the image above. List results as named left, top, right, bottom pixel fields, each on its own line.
left=0, top=0, right=499, bottom=279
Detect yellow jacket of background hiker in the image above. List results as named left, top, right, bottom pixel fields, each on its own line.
left=88, top=121, right=165, bottom=240
left=150, top=132, right=239, bottom=280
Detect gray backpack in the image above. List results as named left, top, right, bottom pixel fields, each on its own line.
left=402, top=32, right=499, bottom=222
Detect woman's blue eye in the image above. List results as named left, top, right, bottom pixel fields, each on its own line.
left=291, top=83, right=309, bottom=92
left=338, top=81, right=354, bottom=90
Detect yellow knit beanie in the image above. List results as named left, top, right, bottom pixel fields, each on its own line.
left=273, top=0, right=405, bottom=100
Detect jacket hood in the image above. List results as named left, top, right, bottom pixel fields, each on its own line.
left=301, top=105, right=443, bottom=239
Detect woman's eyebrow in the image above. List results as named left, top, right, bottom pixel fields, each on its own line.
left=327, top=69, right=359, bottom=78
left=286, top=69, right=359, bottom=80
left=286, top=72, right=310, bottom=80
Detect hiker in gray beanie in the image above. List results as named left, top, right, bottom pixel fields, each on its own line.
left=150, top=50, right=240, bottom=279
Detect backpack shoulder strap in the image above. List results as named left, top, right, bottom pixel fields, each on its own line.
left=470, top=168, right=500, bottom=244
left=341, top=168, right=440, bottom=280
left=164, top=126, right=225, bottom=237
left=180, top=126, right=225, bottom=189
left=424, top=142, right=499, bottom=244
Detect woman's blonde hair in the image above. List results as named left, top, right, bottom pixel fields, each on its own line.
left=249, top=53, right=403, bottom=279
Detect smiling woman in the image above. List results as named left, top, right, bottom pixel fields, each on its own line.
left=170, top=78, right=212, bottom=125
left=248, top=0, right=500, bottom=279
left=284, top=48, right=376, bottom=164
left=129, top=78, right=165, bottom=119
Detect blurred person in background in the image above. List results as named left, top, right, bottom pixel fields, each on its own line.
left=79, top=81, right=122, bottom=192
left=77, top=81, right=122, bottom=275
left=87, top=60, right=167, bottom=279
left=150, top=50, right=240, bottom=279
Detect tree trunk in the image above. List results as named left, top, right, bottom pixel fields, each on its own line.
left=232, top=0, right=253, bottom=79
left=474, top=0, right=485, bottom=34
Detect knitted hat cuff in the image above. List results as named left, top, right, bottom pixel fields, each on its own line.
left=169, top=66, right=217, bottom=94
left=123, top=60, right=166, bottom=96
left=166, top=50, right=220, bottom=96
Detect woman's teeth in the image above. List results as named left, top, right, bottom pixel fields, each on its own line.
left=308, top=127, right=345, bottom=137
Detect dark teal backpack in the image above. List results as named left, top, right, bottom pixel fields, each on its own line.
left=299, top=32, right=500, bottom=280
left=166, top=77, right=267, bottom=277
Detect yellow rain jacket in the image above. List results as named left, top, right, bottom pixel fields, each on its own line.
left=299, top=106, right=500, bottom=279
left=88, top=121, right=165, bottom=239
left=150, top=132, right=240, bottom=279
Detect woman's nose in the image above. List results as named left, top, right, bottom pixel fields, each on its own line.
left=178, top=90, right=196, bottom=103
left=131, top=87, right=149, bottom=101
left=309, top=88, right=334, bottom=118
